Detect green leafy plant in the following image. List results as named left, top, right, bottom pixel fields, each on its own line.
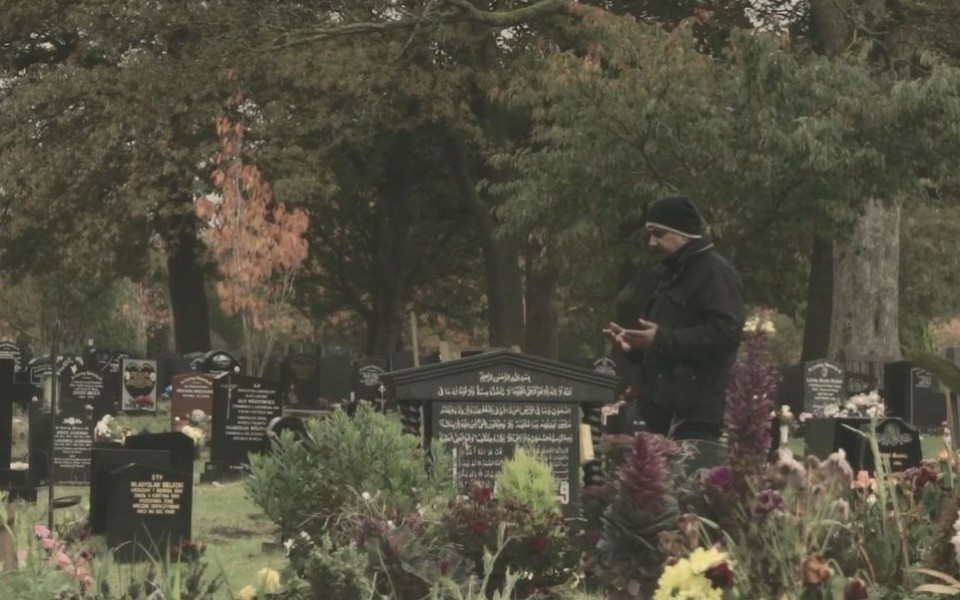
left=246, top=406, right=455, bottom=539
left=495, top=446, right=560, bottom=517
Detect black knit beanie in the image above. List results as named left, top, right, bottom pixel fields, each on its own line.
left=645, top=195, right=704, bottom=239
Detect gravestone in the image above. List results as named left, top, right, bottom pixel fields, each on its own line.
left=106, top=464, right=192, bottom=562
left=0, top=359, right=43, bottom=499
left=51, top=398, right=94, bottom=485
left=845, top=372, right=878, bottom=397
left=183, top=352, right=206, bottom=372
left=263, top=415, right=308, bottom=453
left=907, top=368, right=947, bottom=430
left=354, top=358, right=387, bottom=401
left=0, top=342, right=23, bottom=373
left=803, top=359, right=846, bottom=416
left=65, top=370, right=110, bottom=421
left=390, top=350, right=415, bottom=371
left=27, top=357, right=51, bottom=386
left=868, top=418, right=922, bottom=472
left=200, top=350, right=241, bottom=375
left=124, top=432, right=196, bottom=478
left=804, top=417, right=871, bottom=471
left=89, top=445, right=170, bottom=534
left=381, top=350, right=617, bottom=509
left=169, top=373, right=215, bottom=427
left=100, top=351, right=135, bottom=414
left=121, top=359, right=158, bottom=413
left=280, top=354, right=322, bottom=409
left=807, top=416, right=920, bottom=475
left=319, top=355, right=353, bottom=405
left=202, top=374, right=284, bottom=482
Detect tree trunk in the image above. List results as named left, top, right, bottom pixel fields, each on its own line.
left=827, top=199, right=901, bottom=361
left=524, top=250, right=560, bottom=359
left=447, top=135, right=525, bottom=349
left=801, top=236, right=833, bottom=361
left=166, top=207, right=212, bottom=354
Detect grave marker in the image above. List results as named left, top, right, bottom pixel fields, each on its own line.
left=354, top=358, right=387, bottom=401
left=280, top=354, right=322, bottom=408
left=121, top=359, right=158, bottom=413
left=803, top=359, right=846, bottom=415
left=106, top=464, right=192, bottom=563
left=169, top=373, right=215, bottom=428
left=51, top=399, right=94, bottom=485
left=89, top=446, right=170, bottom=534
left=65, top=370, right=110, bottom=421
left=203, top=374, right=283, bottom=481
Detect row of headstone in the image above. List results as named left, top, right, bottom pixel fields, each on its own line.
left=776, top=356, right=955, bottom=432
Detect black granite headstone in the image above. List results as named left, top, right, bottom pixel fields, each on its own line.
left=65, top=370, right=110, bottom=421
left=89, top=446, right=170, bottom=534
left=803, top=359, right=846, bottom=416
left=353, top=358, right=387, bottom=401
left=908, top=368, right=947, bottom=430
left=868, top=418, right=922, bottom=473
left=804, top=417, right=871, bottom=471
left=0, top=342, right=23, bottom=373
left=106, top=463, right=192, bottom=562
left=203, top=374, right=283, bottom=481
left=51, top=399, right=94, bottom=484
left=200, top=350, right=241, bottom=375
left=280, top=354, right=322, bottom=408
left=319, top=356, right=353, bottom=404
left=124, top=432, right=195, bottom=478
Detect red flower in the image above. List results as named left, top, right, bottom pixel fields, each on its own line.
left=705, top=561, right=734, bottom=589
left=472, top=485, right=493, bottom=504
left=844, top=577, right=868, bottom=600
left=469, top=521, right=486, bottom=535
left=527, top=535, right=548, bottom=553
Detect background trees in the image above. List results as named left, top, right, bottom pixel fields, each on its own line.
left=2, top=0, right=960, bottom=364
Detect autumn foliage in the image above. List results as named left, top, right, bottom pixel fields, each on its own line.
left=196, top=106, right=309, bottom=374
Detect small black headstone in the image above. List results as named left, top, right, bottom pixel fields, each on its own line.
left=183, top=352, right=206, bottom=372
left=281, top=354, right=322, bottom=408
left=804, top=417, right=870, bottom=471
left=319, top=355, right=353, bottom=404
left=65, top=370, right=110, bottom=421
left=353, top=358, right=387, bottom=401
left=51, top=399, right=94, bottom=485
left=908, top=368, right=947, bottom=430
left=89, top=446, right=170, bottom=534
left=0, top=342, right=23, bottom=373
left=803, top=359, right=846, bottom=416
left=867, top=418, right=922, bottom=473
left=106, top=463, right=192, bottom=563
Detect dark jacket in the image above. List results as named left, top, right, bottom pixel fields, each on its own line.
left=630, top=238, right=745, bottom=431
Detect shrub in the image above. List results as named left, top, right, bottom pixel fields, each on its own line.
left=246, top=406, right=454, bottom=539
left=495, top=446, right=560, bottom=518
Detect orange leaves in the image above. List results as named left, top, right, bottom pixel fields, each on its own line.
left=197, top=112, right=309, bottom=333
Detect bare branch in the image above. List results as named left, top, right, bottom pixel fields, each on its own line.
left=268, top=0, right=574, bottom=49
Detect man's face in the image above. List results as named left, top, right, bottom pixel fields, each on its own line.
left=646, top=226, right=691, bottom=256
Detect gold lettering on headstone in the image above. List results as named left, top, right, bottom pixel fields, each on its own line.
left=129, top=475, right=184, bottom=516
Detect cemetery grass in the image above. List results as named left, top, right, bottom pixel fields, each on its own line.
left=17, top=408, right=285, bottom=598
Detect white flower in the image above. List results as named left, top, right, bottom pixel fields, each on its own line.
left=798, top=412, right=812, bottom=423
left=361, top=491, right=371, bottom=502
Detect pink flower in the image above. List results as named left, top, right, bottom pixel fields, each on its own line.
left=33, top=524, right=51, bottom=539
left=56, top=551, right=73, bottom=571
left=41, top=537, right=56, bottom=550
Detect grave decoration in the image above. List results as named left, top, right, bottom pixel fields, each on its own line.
left=381, top=349, right=616, bottom=509
left=121, top=359, right=158, bottom=413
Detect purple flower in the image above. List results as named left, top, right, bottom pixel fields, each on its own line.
left=724, top=329, right=781, bottom=478
left=750, top=488, right=784, bottom=518
left=617, top=432, right=672, bottom=511
left=701, top=465, right=734, bottom=492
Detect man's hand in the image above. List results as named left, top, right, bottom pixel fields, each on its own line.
left=604, top=318, right=659, bottom=351
left=620, top=318, right=658, bottom=350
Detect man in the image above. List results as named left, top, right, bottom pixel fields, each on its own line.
left=604, top=195, right=745, bottom=441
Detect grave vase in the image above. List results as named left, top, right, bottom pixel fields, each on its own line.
left=780, top=424, right=790, bottom=445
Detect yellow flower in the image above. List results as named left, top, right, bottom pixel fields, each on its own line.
left=654, top=547, right=730, bottom=600
left=235, top=585, right=257, bottom=600
left=257, top=568, right=281, bottom=593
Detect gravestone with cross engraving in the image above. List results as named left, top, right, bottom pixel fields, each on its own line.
left=202, top=374, right=283, bottom=482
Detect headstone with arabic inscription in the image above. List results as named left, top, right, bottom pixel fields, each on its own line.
left=803, top=359, right=846, bottom=416
left=382, top=350, right=617, bottom=509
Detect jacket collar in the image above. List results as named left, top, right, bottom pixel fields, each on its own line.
left=662, top=236, right=715, bottom=270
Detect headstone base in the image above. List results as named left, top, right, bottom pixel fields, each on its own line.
left=199, top=461, right=246, bottom=484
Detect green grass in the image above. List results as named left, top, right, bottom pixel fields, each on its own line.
left=783, top=431, right=948, bottom=461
